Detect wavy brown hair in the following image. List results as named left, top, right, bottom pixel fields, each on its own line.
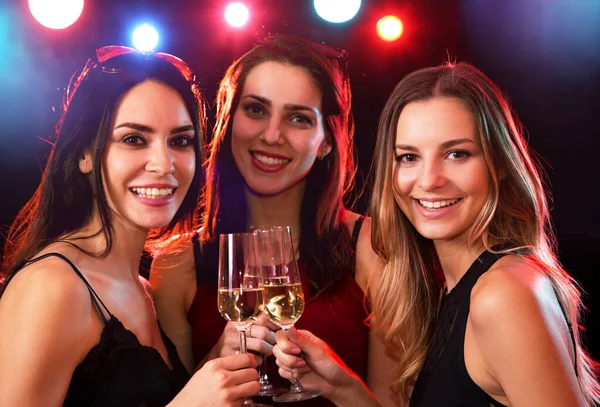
left=199, top=34, right=356, bottom=295
left=369, top=62, right=600, bottom=403
left=1, top=50, right=206, bottom=281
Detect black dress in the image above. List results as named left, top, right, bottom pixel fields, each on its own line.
left=410, top=250, right=576, bottom=407
left=1, top=253, right=190, bottom=407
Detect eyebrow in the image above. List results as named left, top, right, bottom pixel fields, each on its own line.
left=242, top=94, right=319, bottom=115
left=394, top=138, right=475, bottom=151
left=114, top=123, right=195, bottom=134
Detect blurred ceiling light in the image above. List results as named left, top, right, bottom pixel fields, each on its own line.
left=377, top=15, right=403, bottom=41
left=29, top=0, right=84, bottom=29
left=314, top=0, right=361, bottom=24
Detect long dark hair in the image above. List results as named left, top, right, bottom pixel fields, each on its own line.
left=2, top=48, right=206, bottom=279
left=200, top=34, right=356, bottom=296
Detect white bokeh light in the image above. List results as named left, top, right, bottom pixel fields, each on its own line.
left=29, top=0, right=84, bottom=30
left=225, top=3, right=249, bottom=28
left=132, top=24, right=159, bottom=53
left=314, top=0, right=361, bottom=24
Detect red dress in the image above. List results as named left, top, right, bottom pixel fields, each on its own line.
left=187, top=220, right=370, bottom=406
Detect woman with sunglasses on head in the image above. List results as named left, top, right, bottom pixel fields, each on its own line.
left=274, top=61, right=600, bottom=406
left=0, top=47, right=260, bottom=407
left=150, top=34, right=397, bottom=406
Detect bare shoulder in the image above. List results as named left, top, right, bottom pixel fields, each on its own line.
left=0, top=250, right=98, bottom=359
left=0, top=249, right=99, bottom=403
left=470, top=254, right=546, bottom=325
left=343, top=210, right=384, bottom=295
left=2, top=250, right=94, bottom=312
left=467, top=256, right=585, bottom=405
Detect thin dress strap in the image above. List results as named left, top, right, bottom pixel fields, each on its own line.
left=1, top=252, right=113, bottom=324
left=350, top=216, right=366, bottom=277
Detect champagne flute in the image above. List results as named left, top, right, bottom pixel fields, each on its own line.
left=218, top=232, right=270, bottom=407
left=254, top=226, right=323, bottom=403
left=249, top=226, right=286, bottom=398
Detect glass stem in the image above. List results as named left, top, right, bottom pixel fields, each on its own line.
left=239, top=329, right=247, bottom=354
left=284, top=328, right=304, bottom=392
left=289, top=371, right=304, bottom=393
left=259, top=355, right=269, bottom=383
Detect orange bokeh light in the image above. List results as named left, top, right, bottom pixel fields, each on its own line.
left=377, top=15, right=403, bottom=42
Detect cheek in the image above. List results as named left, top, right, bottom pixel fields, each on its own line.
left=461, top=162, right=490, bottom=197
left=231, top=114, right=258, bottom=145
left=102, top=151, right=128, bottom=190
left=177, top=151, right=196, bottom=184
left=392, top=164, right=413, bottom=198
left=290, top=132, right=324, bottom=158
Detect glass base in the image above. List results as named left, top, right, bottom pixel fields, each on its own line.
left=258, top=383, right=286, bottom=397
left=244, top=401, right=272, bottom=407
left=272, top=388, right=323, bottom=403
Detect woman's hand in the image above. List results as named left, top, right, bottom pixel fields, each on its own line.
left=169, top=354, right=260, bottom=407
left=206, top=314, right=279, bottom=364
left=273, top=328, right=381, bottom=406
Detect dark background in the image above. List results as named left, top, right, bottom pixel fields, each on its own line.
left=1, top=0, right=598, bottom=361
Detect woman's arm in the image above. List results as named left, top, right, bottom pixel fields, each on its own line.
left=467, top=257, right=586, bottom=407
left=352, top=215, right=401, bottom=406
left=0, top=256, right=101, bottom=406
left=149, top=246, right=197, bottom=372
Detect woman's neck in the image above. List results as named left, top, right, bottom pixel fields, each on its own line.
left=71, top=210, right=148, bottom=281
left=245, top=181, right=304, bottom=240
left=434, top=235, right=486, bottom=292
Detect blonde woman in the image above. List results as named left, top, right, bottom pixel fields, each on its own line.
left=274, top=62, right=600, bottom=406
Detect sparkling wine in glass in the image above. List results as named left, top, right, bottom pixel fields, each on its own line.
left=218, top=232, right=270, bottom=407
left=249, top=225, right=286, bottom=398
left=254, top=226, right=323, bottom=403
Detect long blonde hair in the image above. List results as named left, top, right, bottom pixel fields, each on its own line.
left=369, top=62, right=600, bottom=404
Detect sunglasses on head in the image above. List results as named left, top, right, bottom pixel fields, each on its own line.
left=65, top=45, right=197, bottom=107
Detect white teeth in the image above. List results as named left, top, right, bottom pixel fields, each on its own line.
left=418, top=198, right=460, bottom=209
left=131, top=187, right=174, bottom=199
left=252, top=152, right=290, bottom=166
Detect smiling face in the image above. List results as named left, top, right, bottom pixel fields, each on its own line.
left=392, top=96, right=490, bottom=244
left=93, top=79, right=196, bottom=231
left=230, top=61, right=331, bottom=197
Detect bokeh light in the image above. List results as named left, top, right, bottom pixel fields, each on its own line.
left=225, top=2, right=249, bottom=28
left=314, top=0, right=361, bottom=24
left=132, top=24, right=159, bottom=52
left=377, top=15, right=403, bottom=41
left=29, top=0, right=84, bottom=29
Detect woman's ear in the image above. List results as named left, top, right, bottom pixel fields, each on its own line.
left=79, top=150, right=93, bottom=174
left=317, top=139, right=332, bottom=160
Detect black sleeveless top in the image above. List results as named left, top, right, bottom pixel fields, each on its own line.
left=0, top=253, right=190, bottom=407
left=410, top=251, right=577, bottom=407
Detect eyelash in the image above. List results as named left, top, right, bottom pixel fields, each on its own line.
left=291, top=115, right=313, bottom=126
left=243, top=103, right=314, bottom=126
left=122, top=134, right=145, bottom=145
left=120, top=134, right=195, bottom=148
left=447, top=149, right=470, bottom=160
left=243, top=103, right=266, bottom=116
left=395, top=153, right=417, bottom=163
left=394, top=150, right=471, bottom=162
left=170, top=135, right=195, bottom=147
